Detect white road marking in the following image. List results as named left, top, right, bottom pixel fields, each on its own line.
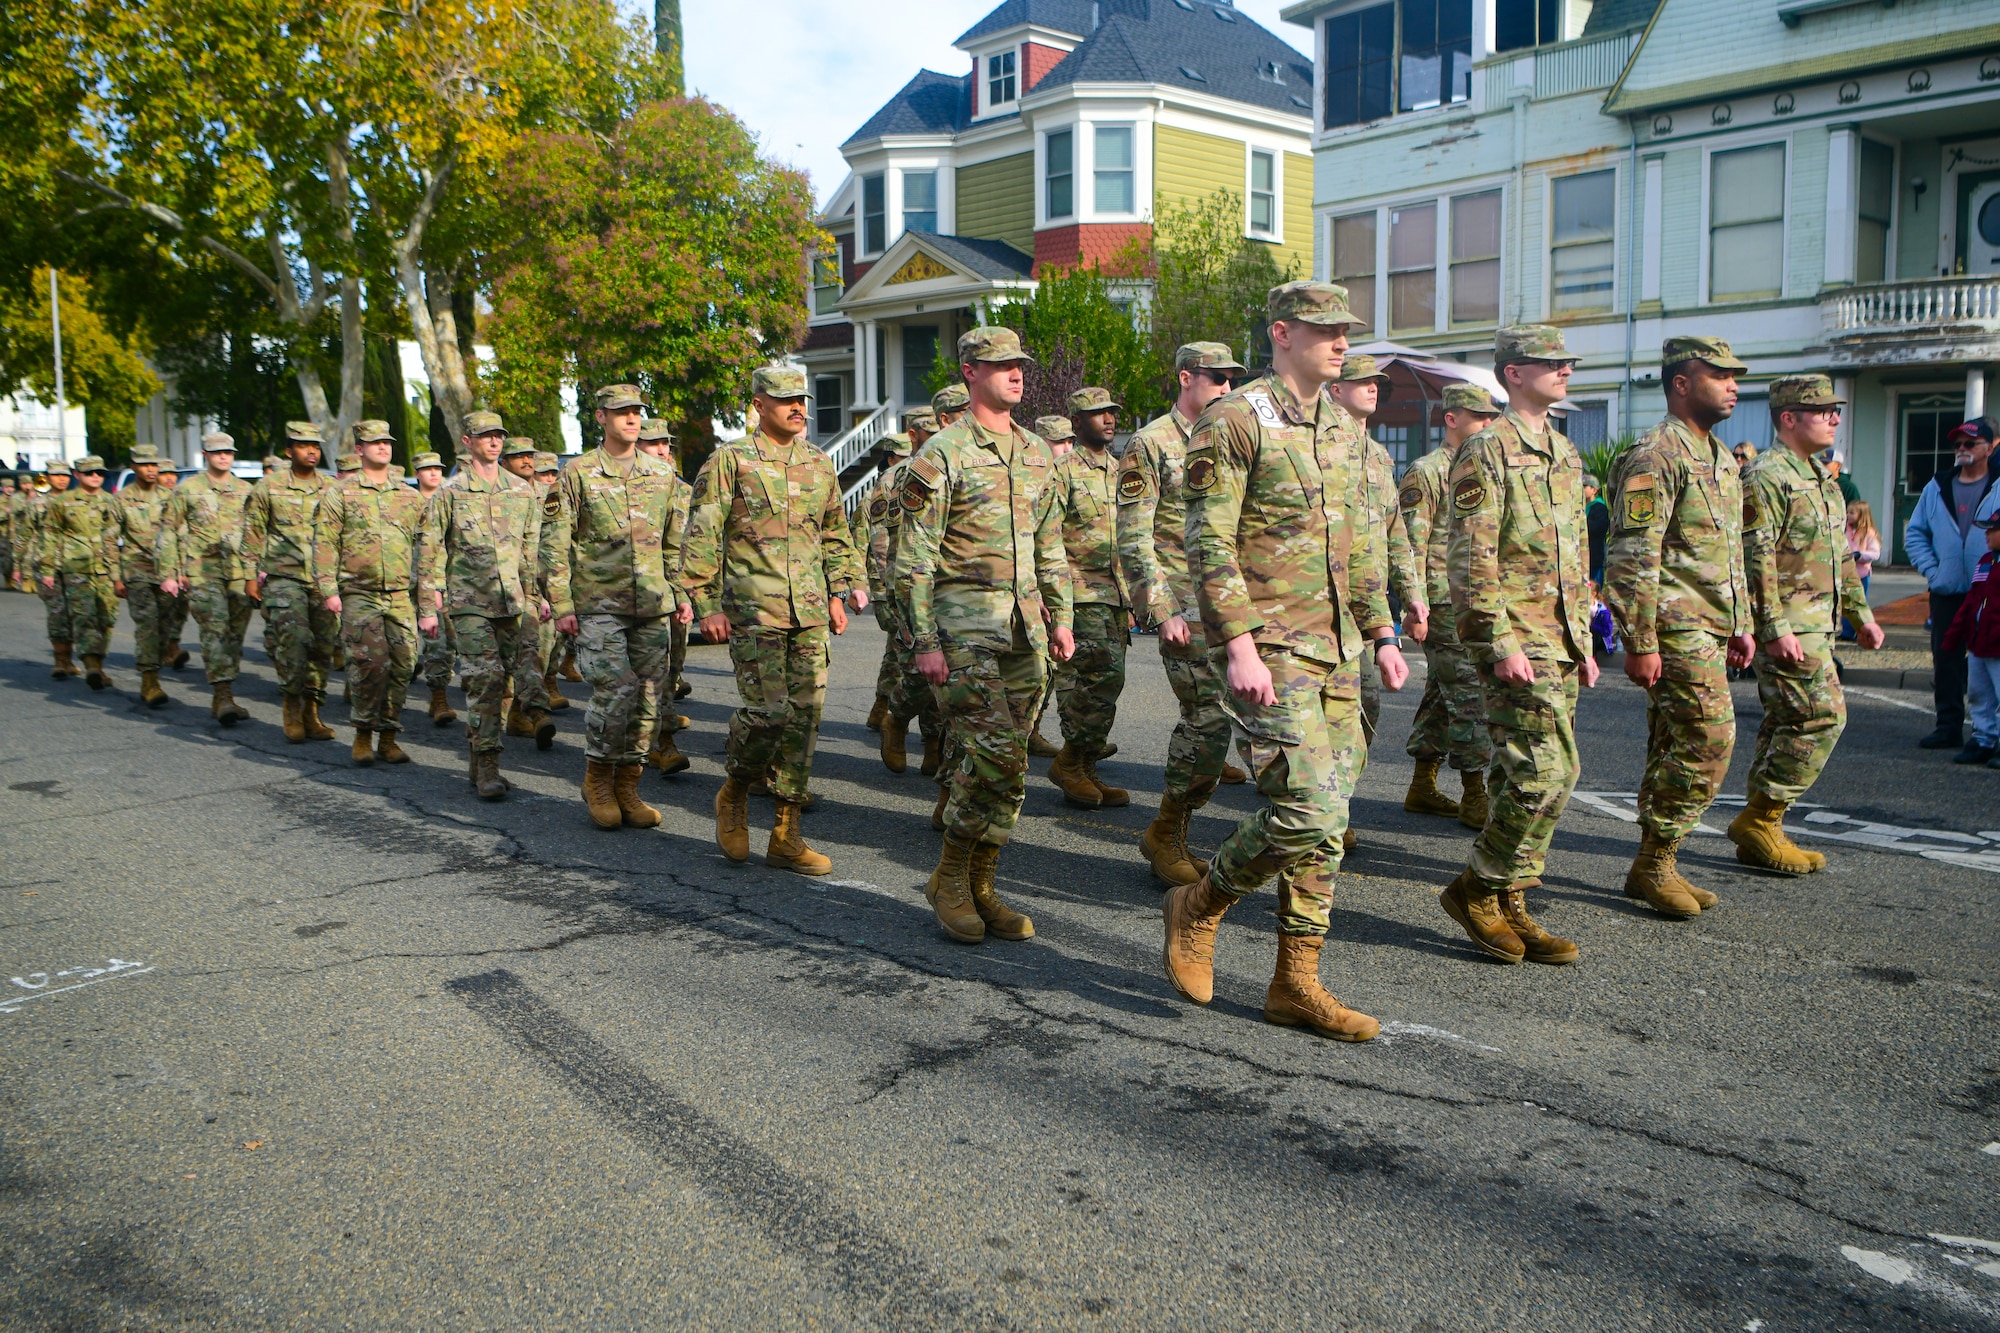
left=1376, top=1020, right=1500, bottom=1052
left=1983, top=1142, right=2000, bottom=1156
left=1840, top=1243, right=2000, bottom=1318
left=1932, top=1235, right=2000, bottom=1255
left=1846, top=687, right=1934, bottom=713
left=1744, top=1320, right=1765, bottom=1332
left=2, top=959, right=154, bottom=1014
left=1844, top=1246, right=1915, bottom=1284
left=1572, top=793, right=2000, bottom=873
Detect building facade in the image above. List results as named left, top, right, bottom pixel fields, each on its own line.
left=1283, top=0, right=2000, bottom=558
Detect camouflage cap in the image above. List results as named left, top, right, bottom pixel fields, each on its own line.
left=128, top=443, right=161, bottom=463
left=200, top=431, right=236, bottom=453
left=1034, top=414, right=1075, bottom=442
left=1266, top=280, right=1355, bottom=326
left=1768, top=374, right=1846, bottom=411
left=284, top=420, right=323, bottom=444
left=880, top=432, right=914, bottom=459
left=637, top=417, right=676, bottom=442
left=533, top=451, right=560, bottom=474
left=46, top=460, right=71, bottom=475
left=750, top=364, right=810, bottom=399
left=1494, top=324, right=1580, bottom=368
left=502, top=436, right=537, bottom=458
left=352, top=418, right=395, bottom=443
left=1442, top=382, right=1503, bottom=415
left=957, top=326, right=1035, bottom=364
left=463, top=410, right=506, bottom=437
left=1174, top=341, right=1247, bottom=374
left=903, top=406, right=937, bottom=434
left=1067, top=386, right=1121, bottom=414
left=931, top=383, right=971, bottom=413
left=1337, top=354, right=1393, bottom=384
left=1662, top=334, right=1748, bottom=374
left=335, top=451, right=362, bottom=471
left=595, top=383, right=648, bottom=412
left=411, top=451, right=445, bottom=471
left=74, top=454, right=107, bottom=473
left=261, top=455, right=281, bottom=468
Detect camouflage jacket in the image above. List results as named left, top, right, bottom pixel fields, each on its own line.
left=113, top=483, right=172, bottom=583
left=1183, top=374, right=1391, bottom=668
left=1446, top=411, right=1592, bottom=664
left=894, top=416, right=1073, bottom=656
left=1397, top=444, right=1457, bottom=612
left=1360, top=429, right=1421, bottom=611
left=864, top=463, right=912, bottom=611
left=681, top=429, right=858, bottom=629
left=157, top=473, right=253, bottom=589
left=240, top=468, right=336, bottom=585
left=1050, top=444, right=1128, bottom=608
left=541, top=447, right=691, bottom=621
left=415, top=466, right=545, bottom=621
left=1115, top=406, right=1197, bottom=631
left=1604, top=416, right=1752, bottom=652
left=1741, top=445, right=1873, bottom=642
left=313, top=472, right=427, bottom=597
left=36, top=489, right=118, bottom=579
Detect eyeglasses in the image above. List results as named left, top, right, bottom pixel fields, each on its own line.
left=1201, top=372, right=1237, bottom=388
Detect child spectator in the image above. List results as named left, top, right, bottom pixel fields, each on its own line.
left=1941, top=511, right=2000, bottom=766
left=1843, top=500, right=1881, bottom=640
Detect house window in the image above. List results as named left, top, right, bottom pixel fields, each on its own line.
left=903, top=171, right=937, bottom=236
left=1046, top=129, right=1074, bottom=219
left=1095, top=126, right=1134, bottom=214
left=862, top=173, right=886, bottom=255
left=1323, top=5, right=1393, bottom=129
left=1390, top=202, right=1437, bottom=332
left=1331, top=211, right=1377, bottom=331
left=1450, top=191, right=1501, bottom=325
left=813, top=376, right=844, bottom=439
left=1709, top=143, right=1786, bottom=301
left=987, top=50, right=1016, bottom=107
left=1561, top=401, right=1609, bottom=450
left=1494, top=0, right=1560, bottom=52
left=811, top=246, right=843, bottom=316
left=1398, top=0, right=1473, bottom=113
left=1857, top=140, right=1894, bottom=284
left=1249, top=151, right=1277, bottom=236
left=1550, top=169, right=1616, bottom=315
left=901, top=326, right=939, bottom=403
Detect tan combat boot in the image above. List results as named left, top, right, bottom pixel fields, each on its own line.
left=1162, top=872, right=1237, bottom=1004
left=1141, top=791, right=1203, bottom=888
left=1458, top=768, right=1491, bottom=830
left=1026, top=729, right=1060, bottom=759
left=581, top=759, right=622, bottom=829
left=1048, top=745, right=1103, bottom=807
left=504, top=698, right=537, bottom=739
left=527, top=706, right=556, bottom=750
left=919, top=729, right=942, bottom=778
left=1263, top=934, right=1380, bottom=1041
left=560, top=650, right=582, bottom=682
left=1673, top=861, right=1720, bottom=910
left=714, top=775, right=751, bottom=862
left=1438, top=868, right=1525, bottom=964
left=471, top=749, right=507, bottom=801
left=171, top=644, right=190, bottom=669
left=351, top=726, right=375, bottom=766
left=375, top=731, right=410, bottom=764
left=766, top=800, right=830, bottom=875
left=211, top=682, right=247, bottom=727
left=651, top=732, right=690, bottom=775
left=429, top=687, right=457, bottom=727
left=931, top=783, right=950, bottom=832
left=1623, top=828, right=1701, bottom=918
left=614, top=765, right=662, bottom=829
left=879, top=712, right=909, bottom=774
left=139, top=669, right=168, bottom=708
left=1219, top=761, right=1247, bottom=785
left=1083, top=757, right=1128, bottom=807
left=865, top=696, right=888, bottom=732
left=51, top=643, right=77, bottom=679
left=282, top=695, right=307, bottom=743
left=82, top=654, right=111, bottom=690
left=301, top=698, right=335, bottom=741
left=543, top=671, right=569, bottom=710
left=1727, top=793, right=1818, bottom=875
left=925, top=836, right=984, bottom=943
left=1342, top=827, right=1358, bottom=853
left=967, top=843, right=1034, bottom=939
left=1499, top=880, right=1580, bottom=965
left=1403, top=759, right=1460, bottom=818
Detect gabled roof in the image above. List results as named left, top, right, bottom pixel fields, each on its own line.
left=908, top=232, right=1034, bottom=280
left=1581, top=0, right=1661, bottom=36
left=1030, top=0, right=1315, bottom=118
left=954, top=0, right=1096, bottom=46
left=843, top=70, right=973, bottom=147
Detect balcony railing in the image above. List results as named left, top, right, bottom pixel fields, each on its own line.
left=822, top=400, right=898, bottom=515
left=1825, top=276, right=2000, bottom=337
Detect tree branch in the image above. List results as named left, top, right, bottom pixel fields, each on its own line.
left=56, top=168, right=284, bottom=305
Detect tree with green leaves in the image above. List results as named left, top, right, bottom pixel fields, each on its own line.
left=0, top=270, right=160, bottom=460
left=1144, top=190, right=1298, bottom=375
left=994, top=265, right=1161, bottom=427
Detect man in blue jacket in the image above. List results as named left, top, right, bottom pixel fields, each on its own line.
left=1905, top=416, right=1997, bottom=748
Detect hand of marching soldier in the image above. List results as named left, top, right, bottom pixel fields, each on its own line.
left=1375, top=641, right=1409, bottom=691
left=1493, top=651, right=1536, bottom=686
left=419, top=614, right=438, bottom=636
left=1050, top=625, right=1075, bottom=663
left=1725, top=633, right=1756, bottom=670
left=917, top=649, right=947, bottom=685
left=1404, top=602, right=1428, bottom=644
left=829, top=597, right=848, bottom=635
left=1159, top=614, right=1191, bottom=649
left=555, top=614, right=579, bottom=636
left=1580, top=654, right=1601, bottom=687
left=675, top=602, right=694, bottom=626
left=700, top=612, right=731, bottom=643
left=1224, top=633, right=1275, bottom=706
left=324, top=594, right=341, bottom=615
left=1764, top=632, right=1805, bottom=667
left=846, top=588, right=868, bottom=612
left=1856, top=621, right=1885, bottom=649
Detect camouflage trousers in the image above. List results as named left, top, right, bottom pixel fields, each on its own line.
left=1160, top=641, right=1230, bottom=801
left=1358, top=642, right=1382, bottom=746
left=880, top=621, right=943, bottom=741
left=1466, top=657, right=1581, bottom=893
left=577, top=613, right=673, bottom=765
left=258, top=575, right=338, bottom=703
left=125, top=579, right=187, bottom=672
left=1054, top=602, right=1128, bottom=760
left=725, top=623, right=829, bottom=802
left=45, top=572, right=116, bottom=656
left=1747, top=633, right=1846, bottom=805
left=1638, top=629, right=1737, bottom=841
left=1407, top=628, right=1494, bottom=772
left=936, top=621, right=1046, bottom=847
left=453, top=613, right=545, bottom=755
left=1210, top=647, right=1364, bottom=937
left=188, top=582, right=254, bottom=684
left=419, top=605, right=455, bottom=689
left=339, top=589, right=418, bottom=732
left=0, top=536, right=12, bottom=586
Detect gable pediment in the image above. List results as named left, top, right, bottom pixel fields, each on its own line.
left=885, top=250, right=958, bottom=285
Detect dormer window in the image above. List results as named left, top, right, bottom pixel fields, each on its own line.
left=987, top=51, right=1017, bottom=107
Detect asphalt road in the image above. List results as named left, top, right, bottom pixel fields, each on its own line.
left=2, top=591, right=1996, bottom=1331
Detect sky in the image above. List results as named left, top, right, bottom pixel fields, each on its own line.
left=674, top=0, right=1312, bottom=208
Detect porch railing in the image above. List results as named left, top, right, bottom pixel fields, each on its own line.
left=1824, top=276, right=2000, bottom=339
left=820, top=400, right=897, bottom=515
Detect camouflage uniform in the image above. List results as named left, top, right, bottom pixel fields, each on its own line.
left=1049, top=388, right=1131, bottom=762
left=681, top=407, right=860, bottom=802
left=36, top=477, right=120, bottom=658
left=1357, top=423, right=1421, bottom=744
left=240, top=449, right=339, bottom=704
left=543, top=444, right=692, bottom=765
left=411, top=457, right=457, bottom=692
left=0, top=485, right=14, bottom=588
left=113, top=457, right=177, bottom=672
left=158, top=464, right=255, bottom=683
left=314, top=466, right=426, bottom=732
left=22, top=481, right=58, bottom=631
left=1604, top=339, right=1753, bottom=843
left=1741, top=378, right=1874, bottom=803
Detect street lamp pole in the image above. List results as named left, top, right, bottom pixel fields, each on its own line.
left=50, top=267, right=66, bottom=462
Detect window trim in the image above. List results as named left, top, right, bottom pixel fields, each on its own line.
left=901, top=169, right=939, bottom=238
left=1448, top=188, right=1503, bottom=328
left=809, top=241, right=846, bottom=320
left=861, top=172, right=887, bottom=258
left=987, top=49, right=1018, bottom=109
left=1316, top=0, right=1474, bottom=136
left=1246, top=146, right=1281, bottom=242
left=1326, top=207, right=1380, bottom=331
left=1092, top=123, right=1137, bottom=218
left=1043, top=126, right=1076, bottom=223
left=1544, top=165, right=1621, bottom=320
left=1387, top=199, right=1440, bottom=335
left=1318, top=177, right=1511, bottom=337
left=1700, top=137, right=1792, bottom=306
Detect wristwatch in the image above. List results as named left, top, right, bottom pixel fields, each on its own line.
left=1372, top=635, right=1401, bottom=653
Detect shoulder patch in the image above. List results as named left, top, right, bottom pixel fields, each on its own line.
left=1452, top=476, right=1486, bottom=513
left=907, top=456, right=943, bottom=489
left=867, top=494, right=889, bottom=522
left=1185, top=453, right=1219, bottom=495
left=1397, top=481, right=1424, bottom=513
left=1742, top=491, right=1763, bottom=530
left=1624, top=489, right=1656, bottom=527
left=1623, top=472, right=1656, bottom=491
left=1117, top=468, right=1150, bottom=504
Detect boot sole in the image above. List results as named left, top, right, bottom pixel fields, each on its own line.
left=1521, top=948, right=1580, bottom=966
left=1621, top=883, right=1701, bottom=919
left=1405, top=800, right=1461, bottom=817
left=981, top=922, right=1034, bottom=941
left=1730, top=843, right=1811, bottom=877
left=1263, top=1008, right=1379, bottom=1041
left=145, top=696, right=169, bottom=709
left=766, top=855, right=831, bottom=876
left=654, top=759, right=691, bottom=775
left=535, top=722, right=556, bottom=751
left=433, top=714, right=457, bottom=728
left=1439, top=892, right=1525, bottom=964
left=86, top=675, right=107, bottom=690
left=880, top=750, right=907, bottom=773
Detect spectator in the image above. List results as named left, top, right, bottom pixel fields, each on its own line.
left=1940, top=508, right=2000, bottom=766
left=1732, top=442, right=1757, bottom=468
left=1906, top=416, right=1998, bottom=748
left=1583, top=473, right=1609, bottom=585
left=1842, top=500, right=1881, bottom=640
left=1825, top=448, right=1862, bottom=503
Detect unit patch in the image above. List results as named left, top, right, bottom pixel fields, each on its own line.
left=1624, top=490, right=1656, bottom=527
left=1451, top=476, right=1486, bottom=512
left=1117, top=469, right=1150, bottom=504
left=867, top=494, right=889, bottom=523
left=1398, top=482, right=1424, bottom=513
left=1185, top=454, right=1219, bottom=494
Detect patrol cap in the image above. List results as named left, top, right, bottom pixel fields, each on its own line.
left=1947, top=416, right=1997, bottom=445
left=1174, top=341, right=1246, bottom=374
left=931, top=383, right=971, bottom=413
left=1337, top=354, right=1392, bottom=385
left=1494, top=324, right=1580, bottom=368
left=534, top=451, right=560, bottom=474
left=74, top=454, right=107, bottom=474
left=463, top=410, right=506, bottom=437
left=201, top=431, right=237, bottom=453
left=750, top=364, right=810, bottom=400
left=957, top=326, right=1035, bottom=364
left=284, top=420, right=323, bottom=444
left=1067, top=386, right=1121, bottom=415
left=46, top=460, right=71, bottom=476
left=1442, top=383, right=1503, bottom=415
left=902, top=407, right=937, bottom=434
left=595, top=383, right=648, bottom=412
left=335, top=450, right=362, bottom=471
left=502, top=436, right=538, bottom=458
left=352, top=418, right=395, bottom=443
left=637, top=417, right=676, bottom=442
left=1035, top=415, right=1075, bottom=443
left=880, top=432, right=914, bottom=459
left=261, top=454, right=281, bottom=469
left=128, top=444, right=161, bottom=463
left=1769, top=375, right=1846, bottom=412
left=1662, top=335, right=1747, bottom=374
left=1266, top=280, right=1355, bottom=326
left=411, top=451, right=445, bottom=471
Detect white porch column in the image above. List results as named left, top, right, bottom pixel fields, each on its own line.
left=1824, top=124, right=1860, bottom=287
left=1969, top=365, right=1988, bottom=421
left=1641, top=156, right=1664, bottom=303
left=853, top=319, right=876, bottom=412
